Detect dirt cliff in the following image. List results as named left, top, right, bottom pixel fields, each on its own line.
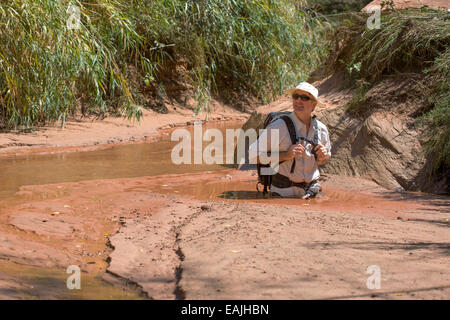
left=241, top=69, right=448, bottom=194
left=314, top=73, right=441, bottom=193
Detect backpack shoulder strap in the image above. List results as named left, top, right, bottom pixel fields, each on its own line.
left=280, top=115, right=297, bottom=145
left=280, top=115, right=299, bottom=174
left=310, top=115, right=320, bottom=162
left=312, top=115, right=319, bottom=147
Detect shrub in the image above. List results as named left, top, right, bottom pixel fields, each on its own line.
left=0, top=0, right=330, bottom=128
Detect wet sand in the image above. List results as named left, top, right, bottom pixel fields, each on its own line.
left=0, top=169, right=448, bottom=299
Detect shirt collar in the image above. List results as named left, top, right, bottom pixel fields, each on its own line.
left=289, top=112, right=312, bottom=137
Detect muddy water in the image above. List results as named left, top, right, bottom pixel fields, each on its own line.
left=0, top=117, right=426, bottom=217
left=0, top=121, right=245, bottom=299
left=153, top=177, right=419, bottom=218
left=0, top=260, right=142, bottom=300
left=0, top=121, right=243, bottom=201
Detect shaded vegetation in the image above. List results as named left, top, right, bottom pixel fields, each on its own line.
left=0, top=0, right=330, bottom=129
left=325, top=8, right=449, bottom=177
left=306, top=0, right=373, bottom=14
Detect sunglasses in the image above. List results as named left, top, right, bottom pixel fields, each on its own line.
left=292, top=93, right=312, bottom=102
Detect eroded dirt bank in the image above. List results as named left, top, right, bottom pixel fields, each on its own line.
left=0, top=170, right=448, bottom=299
left=242, top=73, right=449, bottom=194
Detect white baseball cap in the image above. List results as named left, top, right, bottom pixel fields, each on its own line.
left=285, top=82, right=319, bottom=101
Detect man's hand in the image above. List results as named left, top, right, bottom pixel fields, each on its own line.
left=314, top=144, right=330, bottom=165
left=292, top=143, right=305, bottom=158
left=280, top=143, right=328, bottom=163
left=279, top=143, right=305, bottom=162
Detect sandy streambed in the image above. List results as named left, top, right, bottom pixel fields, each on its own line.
left=0, top=169, right=448, bottom=299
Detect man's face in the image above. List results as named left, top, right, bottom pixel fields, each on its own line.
left=292, top=90, right=317, bottom=118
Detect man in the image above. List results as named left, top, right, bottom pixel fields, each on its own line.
left=251, top=82, right=331, bottom=199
